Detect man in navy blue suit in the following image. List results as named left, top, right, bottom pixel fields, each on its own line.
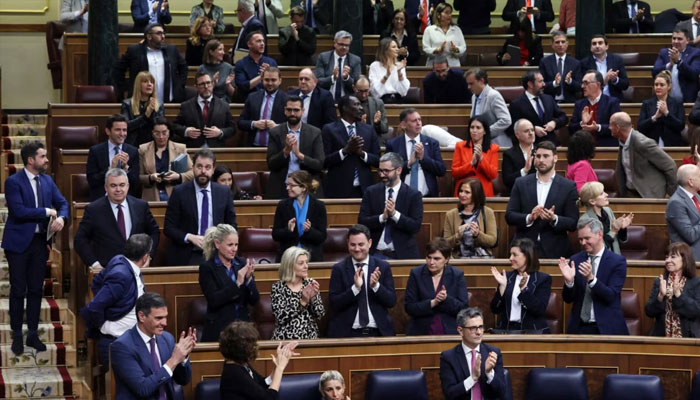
left=560, top=218, right=629, bottom=335
left=233, top=0, right=267, bottom=53
left=80, top=234, right=152, bottom=365
left=508, top=71, right=568, bottom=144
left=652, top=28, right=700, bottom=103
left=386, top=108, right=446, bottom=197
left=569, top=70, right=622, bottom=147
left=322, top=95, right=380, bottom=198
left=328, top=224, right=396, bottom=337
left=130, top=0, right=171, bottom=34
left=578, top=35, right=630, bottom=101
left=440, top=307, right=507, bottom=400
left=2, top=142, right=69, bottom=354
left=358, top=152, right=424, bottom=259
left=111, top=292, right=194, bottom=400
left=238, top=67, right=288, bottom=147
left=539, top=31, right=581, bottom=103
left=287, top=68, right=337, bottom=130
left=86, top=114, right=140, bottom=200
left=164, top=148, right=236, bottom=266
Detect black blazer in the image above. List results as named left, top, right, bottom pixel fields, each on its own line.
left=328, top=256, right=397, bottom=337
left=287, top=87, right=338, bottom=130
left=539, top=54, right=581, bottom=103
left=238, top=90, right=288, bottom=146
left=266, top=122, right=325, bottom=199
left=235, top=17, right=267, bottom=52
left=380, top=29, right=421, bottom=66
left=579, top=53, right=630, bottom=101
left=322, top=121, right=380, bottom=198
left=385, top=134, right=446, bottom=197
left=501, top=144, right=536, bottom=193
left=73, top=195, right=159, bottom=267
left=271, top=196, right=327, bottom=262
left=358, top=182, right=424, bottom=259
left=496, top=35, right=544, bottom=66
left=501, top=0, right=554, bottom=34
left=507, top=92, right=568, bottom=144
left=120, top=99, right=166, bottom=147
left=404, top=265, right=469, bottom=335
left=219, top=362, right=278, bottom=400
left=440, top=343, right=507, bottom=400
left=112, top=43, right=187, bottom=102
left=645, top=275, right=700, bottom=338
left=609, top=0, right=654, bottom=33
left=278, top=24, right=317, bottom=66
left=637, top=96, right=687, bottom=146
left=163, top=181, right=237, bottom=265
left=85, top=141, right=140, bottom=201
left=490, top=270, right=552, bottom=332
left=172, top=96, right=235, bottom=148
left=198, top=256, right=260, bottom=342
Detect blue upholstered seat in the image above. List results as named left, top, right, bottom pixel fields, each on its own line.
left=525, top=368, right=588, bottom=400
left=601, top=374, right=663, bottom=400
left=365, top=370, right=428, bottom=400
left=279, top=373, right=322, bottom=400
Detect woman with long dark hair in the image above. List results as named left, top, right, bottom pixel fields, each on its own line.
left=443, top=178, right=497, bottom=258
left=451, top=115, right=499, bottom=197
left=497, top=17, right=543, bottom=66
left=380, top=9, right=420, bottom=66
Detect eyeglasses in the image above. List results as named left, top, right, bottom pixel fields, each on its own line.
left=335, top=42, right=351, bottom=48
left=581, top=81, right=596, bottom=86
left=149, top=31, right=165, bottom=36
left=152, top=131, right=169, bottom=137
left=355, top=89, right=370, bottom=94
left=286, top=183, right=302, bottom=188
left=462, top=325, right=484, bottom=332
left=197, top=81, right=213, bottom=87
left=378, top=167, right=398, bottom=175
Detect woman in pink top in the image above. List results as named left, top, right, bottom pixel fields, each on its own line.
left=566, top=130, right=598, bottom=192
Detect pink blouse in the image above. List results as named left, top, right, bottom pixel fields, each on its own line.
left=566, top=160, right=598, bottom=192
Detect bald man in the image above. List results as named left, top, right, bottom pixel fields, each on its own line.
left=287, top=68, right=337, bottom=129
left=666, top=164, right=700, bottom=259
left=610, top=112, right=676, bottom=198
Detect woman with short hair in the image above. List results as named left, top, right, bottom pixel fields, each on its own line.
left=579, top=181, right=633, bottom=254
left=319, top=370, right=351, bottom=400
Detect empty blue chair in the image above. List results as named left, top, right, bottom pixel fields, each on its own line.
left=195, top=379, right=220, bottom=400
left=601, top=374, right=663, bottom=400
left=365, top=370, right=428, bottom=400
left=279, top=373, right=322, bottom=400
left=503, top=368, right=513, bottom=400
left=525, top=368, right=588, bottom=400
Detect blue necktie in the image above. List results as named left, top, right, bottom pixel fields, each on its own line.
left=533, top=96, right=545, bottom=120
left=114, top=145, right=122, bottom=169
left=335, top=57, right=343, bottom=102
left=199, top=189, right=209, bottom=236
left=348, top=124, right=359, bottom=182
left=356, top=263, right=369, bottom=327
left=383, top=188, right=393, bottom=244
left=409, top=139, right=419, bottom=189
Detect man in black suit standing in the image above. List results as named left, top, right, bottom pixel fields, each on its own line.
left=238, top=66, right=288, bottom=147
left=358, top=152, right=424, bottom=259
left=74, top=168, right=160, bottom=272
left=501, top=0, right=554, bottom=34
left=609, top=0, right=654, bottom=33
left=112, top=23, right=187, bottom=103
left=539, top=31, right=581, bottom=103
left=172, top=72, right=235, bottom=148
left=578, top=35, right=630, bottom=101
left=328, top=224, right=396, bottom=338
left=501, top=119, right=537, bottom=193
left=508, top=71, right=568, bottom=144
left=385, top=108, right=446, bottom=197
left=278, top=6, right=317, bottom=66
left=287, top=68, right=337, bottom=130
left=505, top=140, right=579, bottom=258
left=86, top=114, right=140, bottom=201
left=266, top=95, right=325, bottom=199
left=322, top=95, right=381, bottom=198
left=164, top=148, right=237, bottom=266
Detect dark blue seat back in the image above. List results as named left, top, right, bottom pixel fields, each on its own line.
left=691, top=371, right=700, bottom=400
left=279, top=373, right=322, bottom=400
left=365, top=370, right=428, bottom=400
left=503, top=368, right=513, bottom=400
left=602, top=374, right=663, bottom=400
left=195, top=379, right=220, bottom=400
left=525, top=368, right=588, bottom=400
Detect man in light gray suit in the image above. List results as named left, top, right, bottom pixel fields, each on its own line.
left=610, top=112, right=677, bottom=198
left=666, top=164, right=700, bottom=259
left=314, top=30, right=362, bottom=103
left=354, top=75, right=390, bottom=145
left=465, top=68, right=512, bottom=147
left=255, top=0, right=285, bottom=34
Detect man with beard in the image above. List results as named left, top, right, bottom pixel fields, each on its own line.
left=238, top=66, right=288, bottom=147
left=568, top=70, right=621, bottom=147
left=265, top=95, right=325, bottom=199
left=322, top=95, right=380, bottom=198
left=505, top=140, right=579, bottom=258
left=501, top=119, right=537, bottom=193
left=358, top=152, right=424, bottom=259
left=164, top=148, right=236, bottom=265
left=652, top=28, right=700, bottom=103
left=422, top=56, right=470, bottom=104
left=287, top=68, right=337, bottom=130
left=578, top=35, right=629, bottom=102
left=507, top=71, right=568, bottom=144
left=234, top=31, right=278, bottom=100
left=112, top=23, right=187, bottom=103
left=2, top=141, right=69, bottom=354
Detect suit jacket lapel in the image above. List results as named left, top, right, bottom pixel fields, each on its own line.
left=143, top=142, right=156, bottom=176
left=455, top=344, right=470, bottom=379
left=101, top=197, right=123, bottom=238
left=335, top=121, right=350, bottom=146
left=211, top=186, right=221, bottom=224
left=126, top=197, right=138, bottom=235
left=543, top=176, right=560, bottom=207
left=131, top=327, right=155, bottom=374
left=186, top=182, right=199, bottom=227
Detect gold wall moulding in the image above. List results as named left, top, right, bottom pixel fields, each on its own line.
left=0, top=0, right=49, bottom=14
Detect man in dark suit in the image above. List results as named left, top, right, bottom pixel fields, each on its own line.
left=505, top=140, right=579, bottom=259
left=652, top=28, right=700, bottom=103
left=278, top=6, right=317, bottom=66
left=234, top=31, right=278, bottom=100
left=354, top=76, right=390, bottom=145
left=540, top=31, right=581, bottom=103
left=328, top=224, right=396, bottom=337
left=172, top=72, right=235, bottom=148
left=358, top=152, right=424, bottom=259
left=422, top=56, right=471, bottom=104
left=508, top=71, right=568, bottom=144
left=2, top=141, right=69, bottom=354
left=385, top=108, right=446, bottom=197
left=111, top=292, right=195, bottom=400
left=130, top=0, right=171, bottom=34
left=440, top=307, right=507, bottom=400
left=675, top=0, right=700, bottom=48
left=288, top=68, right=337, bottom=130
left=86, top=114, right=140, bottom=200
left=314, top=31, right=362, bottom=103
left=501, top=119, right=537, bottom=193
left=569, top=70, right=622, bottom=147
left=609, top=0, right=654, bottom=33
left=74, top=168, right=160, bottom=271
left=501, top=0, right=554, bottom=34
left=323, top=95, right=381, bottom=198
left=560, top=218, right=629, bottom=335
left=266, top=95, right=325, bottom=199
left=579, top=35, right=630, bottom=101
left=164, top=148, right=237, bottom=266
left=238, top=67, right=288, bottom=147
left=112, top=23, right=186, bottom=103
left=233, top=0, right=267, bottom=53
left=80, top=234, right=152, bottom=365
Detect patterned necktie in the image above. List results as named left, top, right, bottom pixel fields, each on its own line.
left=117, top=204, right=127, bottom=240
left=259, top=94, right=272, bottom=146
left=114, top=145, right=122, bottom=169
left=409, top=139, right=419, bottom=189
left=348, top=124, right=359, bottom=182
left=149, top=338, right=167, bottom=400
left=383, top=188, right=394, bottom=244
left=629, top=4, right=639, bottom=33
left=200, top=189, right=209, bottom=236
left=355, top=263, right=369, bottom=327
left=533, top=96, right=545, bottom=120
left=335, top=57, right=343, bottom=102
left=580, top=255, right=598, bottom=323
left=471, top=349, right=483, bottom=399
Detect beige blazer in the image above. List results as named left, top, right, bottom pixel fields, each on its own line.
left=138, top=140, right=194, bottom=201
left=443, top=206, right=498, bottom=258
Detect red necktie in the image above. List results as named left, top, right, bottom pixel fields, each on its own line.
left=692, top=196, right=700, bottom=215
left=202, top=99, right=209, bottom=123
left=419, top=0, right=429, bottom=33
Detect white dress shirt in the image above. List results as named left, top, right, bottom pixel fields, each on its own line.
left=509, top=274, right=524, bottom=322
left=403, top=134, right=429, bottom=195
left=368, top=61, right=410, bottom=99
left=460, top=343, right=495, bottom=397
left=376, top=180, right=402, bottom=251
left=146, top=46, right=171, bottom=105
left=24, top=169, right=51, bottom=219
left=350, top=256, right=380, bottom=328
left=100, top=258, right=145, bottom=337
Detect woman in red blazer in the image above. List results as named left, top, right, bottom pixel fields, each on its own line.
left=451, top=115, right=499, bottom=197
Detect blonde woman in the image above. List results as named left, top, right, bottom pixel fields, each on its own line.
left=368, top=37, right=410, bottom=104
left=638, top=70, right=686, bottom=146
left=186, top=16, right=214, bottom=66
left=270, top=247, right=325, bottom=340
left=189, top=0, right=225, bottom=34
left=579, top=181, right=634, bottom=254
left=120, top=71, right=164, bottom=147
left=421, top=2, right=466, bottom=66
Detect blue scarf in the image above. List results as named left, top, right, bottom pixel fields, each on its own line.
left=292, top=195, right=309, bottom=246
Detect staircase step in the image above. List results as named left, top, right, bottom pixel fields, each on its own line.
left=4, top=115, right=47, bottom=126
left=0, top=279, right=57, bottom=299
left=0, top=366, right=73, bottom=398
left=0, top=299, right=71, bottom=324
left=0, top=323, right=70, bottom=345
left=0, top=344, right=75, bottom=368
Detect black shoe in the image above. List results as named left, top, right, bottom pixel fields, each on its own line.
left=26, top=334, right=46, bottom=352
left=11, top=336, right=24, bottom=355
